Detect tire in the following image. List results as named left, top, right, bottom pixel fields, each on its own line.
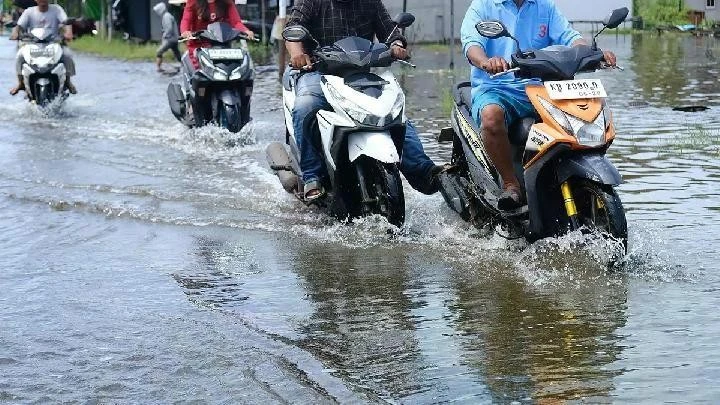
left=220, top=103, right=242, bottom=133
left=36, top=85, right=50, bottom=107
left=355, top=158, right=405, bottom=226
left=572, top=180, right=628, bottom=250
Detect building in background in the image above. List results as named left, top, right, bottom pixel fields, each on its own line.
left=685, top=0, right=720, bottom=24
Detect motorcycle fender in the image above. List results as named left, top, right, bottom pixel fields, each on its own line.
left=556, top=153, right=622, bottom=185
left=219, top=89, right=240, bottom=106
left=348, top=131, right=400, bottom=164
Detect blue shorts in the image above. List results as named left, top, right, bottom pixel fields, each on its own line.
left=471, top=89, right=537, bottom=128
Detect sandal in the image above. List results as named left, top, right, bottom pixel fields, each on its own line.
left=9, top=84, right=24, bottom=96
left=498, top=185, right=525, bottom=211
left=303, top=180, right=326, bottom=202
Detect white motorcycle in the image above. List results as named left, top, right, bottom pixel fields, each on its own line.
left=18, top=27, right=69, bottom=107
left=266, top=14, right=416, bottom=226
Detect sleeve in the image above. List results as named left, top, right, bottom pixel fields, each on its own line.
left=549, top=3, right=582, bottom=46
left=56, top=6, right=68, bottom=24
left=16, top=9, right=29, bottom=30
left=227, top=3, right=249, bottom=32
left=373, top=0, right=406, bottom=46
left=286, top=0, right=315, bottom=28
left=461, top=0, right=488, bottom=59
left=180, top=0, right=195, bottom=33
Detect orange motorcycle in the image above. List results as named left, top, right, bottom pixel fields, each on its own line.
left=439, top=8, right=630, bottom=248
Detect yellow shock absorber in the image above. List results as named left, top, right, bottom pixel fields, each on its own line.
left=561, top=181, right=578, bottom=218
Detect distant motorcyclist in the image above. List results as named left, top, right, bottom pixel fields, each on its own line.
left=154, top=2, right=181, bottom=72
left=179, top=0, right=255, bottom=69
left=9, top=0, right=76, bottom=95
left=461, top=0, right=616, bottom=210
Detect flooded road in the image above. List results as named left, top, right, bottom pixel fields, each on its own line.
left=0, top=33, right=718, bottom=403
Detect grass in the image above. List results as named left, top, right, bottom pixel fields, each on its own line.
left=70, top=35, right=271, bottom=63
left=69, top=36, right=171, bottom=61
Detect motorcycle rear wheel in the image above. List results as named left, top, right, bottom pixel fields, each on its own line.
left=572, top=180, right=628, bottom=251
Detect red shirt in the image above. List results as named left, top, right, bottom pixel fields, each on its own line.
left=181, top=0, right=249, bottom=67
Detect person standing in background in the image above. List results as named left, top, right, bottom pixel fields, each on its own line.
left=154, top=2, right=181, bottom=72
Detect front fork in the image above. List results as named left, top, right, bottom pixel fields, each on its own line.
left=561, top=181, right=581, bottom=230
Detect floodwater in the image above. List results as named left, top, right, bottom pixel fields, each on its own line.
left=0, top=33, right=718, bottom=403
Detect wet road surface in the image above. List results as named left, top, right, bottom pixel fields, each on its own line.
left=1, top=34, right=719, bottom=403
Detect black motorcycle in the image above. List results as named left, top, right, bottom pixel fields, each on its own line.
left=167, top=22, right=257, bottom=133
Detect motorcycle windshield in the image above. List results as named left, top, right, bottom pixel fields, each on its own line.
left=317, top=36, right=393, bottom=74
left=513, top=45, right=605, bottom=81
left=201, top=22, right=241, bottom=44
left=29, top=27, right=56, bottom=42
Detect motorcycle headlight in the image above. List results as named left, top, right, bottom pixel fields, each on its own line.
left=199, top=54, right=227, bottom=80
left=325, top=82, right=377, bottom=126
left=538, top=97, right=609, bottom=147
left=390, top=92, right=405, bottom=120
left=228, top=57, right=249, bottom=81
left=49, top=44, right=62, bottom=64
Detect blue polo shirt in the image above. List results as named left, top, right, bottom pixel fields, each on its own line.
left=461, top=0, right=582, bottom=102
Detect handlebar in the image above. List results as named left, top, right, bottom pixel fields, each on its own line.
left=487, top=59, right=622, bottom=79
left=180, top=32, right=260, bottom=43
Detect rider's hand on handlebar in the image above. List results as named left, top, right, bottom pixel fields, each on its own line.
left=244, top=30, right=256, bottom=41
left=181, top=31, right=193, bottom=39
left=390, top=42, right=409, bottom=60
left=481, top=57, right=510, bottom=74
left=290, top=52, right=313, bottom=70
left=603, top=50, right=617, bottom=67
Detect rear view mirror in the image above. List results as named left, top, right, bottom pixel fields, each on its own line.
left=393, top=13, right=416, bottom=29
left=603, top=7, right=629, bottom=29
left=475, top=21, right=509, bottom=39
left=282, top=25, right=310, bottom=42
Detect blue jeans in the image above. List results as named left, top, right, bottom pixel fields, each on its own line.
left=290, top=71, right=437, bottom=194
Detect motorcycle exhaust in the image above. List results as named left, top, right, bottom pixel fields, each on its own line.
left=166, top=82, right=186, bottom=120
left=266, top=142, right=301, bottom=193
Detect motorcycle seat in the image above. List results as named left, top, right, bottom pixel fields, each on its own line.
left=454, top=82, right=473, bottom=107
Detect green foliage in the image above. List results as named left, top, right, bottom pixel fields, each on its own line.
left=636, top=0, right=689, bottom=27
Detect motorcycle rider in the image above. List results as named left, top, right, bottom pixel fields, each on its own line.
left=9, top=0, right=76, bottom=96
left=285, top=0, right=445, bottom=201
left=154, top=2, right=181, bottom=72
left=180, top=0, right=255, bottom=70
left=461, top=0, right=616, bottom=210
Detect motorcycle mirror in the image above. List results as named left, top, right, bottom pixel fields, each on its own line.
left=603, top=7, right=629, bottom=29
left=282, top=25, right=310, bottom=42
left=393, top=13, right=416, bottom=29
left=475, top=21, right=509, bottom=39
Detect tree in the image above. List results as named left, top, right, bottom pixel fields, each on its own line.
left=636, top=0, right=689, bottom=27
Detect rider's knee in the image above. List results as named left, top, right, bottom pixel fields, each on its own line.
left=480, top=105, right=506, bottom=136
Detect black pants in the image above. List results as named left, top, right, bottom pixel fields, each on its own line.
left=157, top=40, right=181, bottom=62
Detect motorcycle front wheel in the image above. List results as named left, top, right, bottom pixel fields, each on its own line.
left=219, top=103, right=242, bottom=133
left=572, top=180, right=628, bottom=251
left=353, top=157, right=405, bottom=227
left=35, top=85, right=51, bottom=107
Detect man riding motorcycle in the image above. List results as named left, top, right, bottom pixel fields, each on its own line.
left=9, top=0, right=76, bottom=95
left=285, top=0, right=445, bottom=201
left=460, top=0, right=616, bottom=210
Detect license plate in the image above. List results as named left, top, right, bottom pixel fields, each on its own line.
left=207, top=48, right=245, bottom=60
left=544, top=79, right=607, bottom=100
left=29, top=47, right=54, bottom=58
